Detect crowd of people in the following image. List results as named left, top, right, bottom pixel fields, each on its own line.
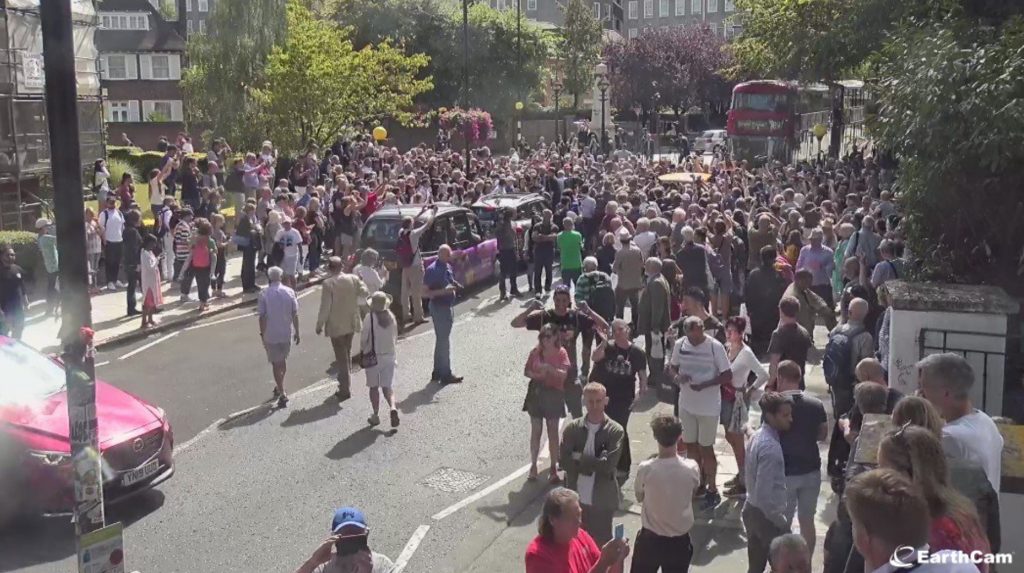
left=1, top=126, right=1008, bottom=573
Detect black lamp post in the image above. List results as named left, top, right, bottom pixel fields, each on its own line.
left=552, top=78, right=563, bottom=143
left=595, top=62, right=610, bottom=155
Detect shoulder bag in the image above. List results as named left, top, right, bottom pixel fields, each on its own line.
left=358, top=316, right=378, bottom=369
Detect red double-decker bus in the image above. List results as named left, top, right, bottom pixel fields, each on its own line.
left=726, top=80, right=798, bottom=163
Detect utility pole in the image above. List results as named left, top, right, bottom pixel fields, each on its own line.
left=39, top=0, right=102, bottom=553
left=463, top=0, right=471, bottom=174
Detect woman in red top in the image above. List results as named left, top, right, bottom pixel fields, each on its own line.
left=116, top=172, right=135, bottom=212
left=878, top=425, right=992, bottom=571
left=523, top=324, right=570, bottom=483
left=525, top=488, right=628, bottom=573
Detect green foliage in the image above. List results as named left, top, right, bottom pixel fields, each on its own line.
left=337, top=0, right=551, bottom=116
left=871, top=17, right=1024, bottom=289
left=181, top=0, right=286, bottom=151
left=0, top=231, right=39, bottom=277
left=106, top=145, right=141, bottom=161
left=560, top=0, right=604, bottom=107
left=146, top=110, right=171, bottom=123
left=251, top=0, right=432, bottom=154
left=105, top=158, right=140, bottom=187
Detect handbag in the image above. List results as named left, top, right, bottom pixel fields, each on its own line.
left=357, top=316, right=378, bottom=369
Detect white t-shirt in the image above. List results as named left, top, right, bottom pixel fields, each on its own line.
left=149, top=178, right=165, bottom=206
left=99, top=208, right=125, bottom=243
left=729, top=344, right=769, bottom=390
left=669, top=336, right=731, bottom=417
left=580, top=196, right=597, bottom=219
left=577, top=421, right=601, bottom=506
left=275, top=227, right=303, bottom=261
left=634, top=455, right=700, bottom=537
left=355, top=264, right=386, bottom=294
left=941, top=410, right=1004, bottom=492
left=634, top=231, right=657, bottom=257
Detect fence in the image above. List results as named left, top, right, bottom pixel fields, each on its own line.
left=793, top=106, right=868, bottom=162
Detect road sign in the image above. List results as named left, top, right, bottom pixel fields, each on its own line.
left=78, top=522, right=125, bottom=573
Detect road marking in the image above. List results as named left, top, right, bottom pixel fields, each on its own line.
left=432, top=463, right=534, bottom=521
left=394, top=524, right=431, bottom=572
left=174, top=417, right=224, bottom=456
left=297, top=286, right=320, bottom=300
left=118, top=332, right=179, bottom=361
left=184, top=311, right=257, bottom=331
left=95, top=361, right=110, bottom=368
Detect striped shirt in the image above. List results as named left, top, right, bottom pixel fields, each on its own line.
left=173, top=221, right=193, bottom=261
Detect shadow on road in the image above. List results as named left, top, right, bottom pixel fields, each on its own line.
left=325, top=426, right=394, bottom=460
left=475, top=475, right=552, bottom=527
left=0, top=490, right=165, bottom=573
left=397, top=381, right=444, bottom=415
left=688, top=519, right=748, bottom=567
left=281, top=396, right=342, bottom=428
left=217, top=401, right=277, bottom=430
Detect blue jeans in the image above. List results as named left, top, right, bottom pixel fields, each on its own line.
left=432, top=303, right=455, bottom=379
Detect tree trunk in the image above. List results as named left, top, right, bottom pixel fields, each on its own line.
left=573, top=91, right=580, bottom=109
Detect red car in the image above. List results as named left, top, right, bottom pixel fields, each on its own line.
left=0, top=336, right=173, bottom=520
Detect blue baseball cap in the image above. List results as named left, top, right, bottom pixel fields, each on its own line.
left=331, top=507, right=368, bottom=533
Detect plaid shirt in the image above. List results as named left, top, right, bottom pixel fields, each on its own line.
left=574, top=270, right=611, bottom=306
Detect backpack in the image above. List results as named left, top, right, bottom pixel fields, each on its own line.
left=823, top=325, right=864, bottom=389
left=586, top=273, right=616, bottom=322
left=396, top=229, right=415, bottom=268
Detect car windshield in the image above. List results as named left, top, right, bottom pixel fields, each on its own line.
left=733, top=92, right=791, bottom=113
left=361, top=218, right=404, bottom=251
left=0, top=336, right=66, bottom=405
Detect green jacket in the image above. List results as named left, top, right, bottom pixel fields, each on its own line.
left=559, top=415, right=625, bottom=511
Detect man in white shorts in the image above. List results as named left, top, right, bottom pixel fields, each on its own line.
left=258, top=267, right=300, bottom=408
left=667, top=315, right=732, bottom=511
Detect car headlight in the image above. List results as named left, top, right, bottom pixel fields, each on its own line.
left=28, top=450, right=71, bottom=466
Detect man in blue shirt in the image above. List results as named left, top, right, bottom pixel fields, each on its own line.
left=424, top=244, right=463, bottom=385
left=743, top=391, right=793, bottom=573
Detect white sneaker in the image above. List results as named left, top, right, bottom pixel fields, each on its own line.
left=106, top=282, right=116, bottom=291
left=115, top=281, right=127, bottom=288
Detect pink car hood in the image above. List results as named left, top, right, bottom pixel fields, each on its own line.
left=2, top=381, right=163, bottom=454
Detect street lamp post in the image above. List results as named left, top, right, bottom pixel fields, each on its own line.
left=552, top=78, right=564, bottom=143
left=595, top=62, right=610, bottom=155
left=462, top=0, right=471, bottom=173
left=515, top=101, right=524, bottom=151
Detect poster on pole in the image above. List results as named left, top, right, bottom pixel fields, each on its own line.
left=78, top=522, right=125, bottom=573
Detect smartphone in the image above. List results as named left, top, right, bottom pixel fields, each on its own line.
left=614, top=524, right=625, bottom=540
left=335, top=533, right=369, bottom=556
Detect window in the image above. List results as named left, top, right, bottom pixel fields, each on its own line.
left=142, top=100, right=184, bottom=122
left=675, top=0, right=684, bottom=15
left=628, top=1, right=637, bottom=18
left=709, top=22, right=718, bottom=36
left=187, top=19, right=193, bottom=33
left=198, top=19, right=206, bottom=34
left=659, top=0, right=668, bottom=16
left=140, top=54, right=181, bottom=80
left=197, top=0, right=208, bottom=11
left=628, top=27, right=638, bottom=38
left=100, top=12, right=149, bottom=30
left=644, top=0, right=653, bottom=17
left=527, top=0, right=537, bottom=9
left=708, top=0, right=718, bottom=12
left=593, top=2, right=600, bottom=18
left=184, top=0, right=191, bottom=12
left=691, top=0, right=701, bottom=14
left=724, top=0, right=734, bottom=10
left=101, top=54, right=138, bottom=80
left=107, top=101, right=131, bottom=123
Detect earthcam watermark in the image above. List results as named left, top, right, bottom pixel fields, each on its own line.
left=890, top=546, right=1014, bottom=568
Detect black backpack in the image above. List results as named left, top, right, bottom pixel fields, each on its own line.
left=823, top=326, right=864, bottom=389
left=586, top=273, right=616, bottom=322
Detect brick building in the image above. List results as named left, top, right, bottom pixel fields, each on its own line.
left=622, top=0, right=740, bottom=40
left=97, top=0, right=187, bottom=150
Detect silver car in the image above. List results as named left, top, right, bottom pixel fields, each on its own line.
left=694, top=129, right=728, bottom=154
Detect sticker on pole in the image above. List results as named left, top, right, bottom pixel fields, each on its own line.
left=78, top=522, right=125, bottom=573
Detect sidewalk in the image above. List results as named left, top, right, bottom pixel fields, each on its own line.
left=466, top=327, right=838, bottom=572
left=19, top=255, right=323, bottom=352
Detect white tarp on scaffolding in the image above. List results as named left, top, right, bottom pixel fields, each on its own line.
left=5, top=0, right=99, bottom=96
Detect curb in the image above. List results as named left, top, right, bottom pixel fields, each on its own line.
left=94, top=275, right=326, bottom=351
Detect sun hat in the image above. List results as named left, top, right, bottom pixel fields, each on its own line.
left=368, top=291, right=392, bottom=312
left=35, top=217, right=51, bottom=230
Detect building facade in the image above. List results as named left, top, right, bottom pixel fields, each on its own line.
left=182, top=0, right=212, bottom=37
left=622, top=0, right=739, bottom=40
left=0, top=0, right=103, bottom=230
left=488, top=0, right=625, bottom=36
left=97, top=0, right=186, bottom=150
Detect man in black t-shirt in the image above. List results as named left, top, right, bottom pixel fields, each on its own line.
left=511, top=285, right=609, bottom=418
left=530, top=210, right=558, bottom=294
left=592, top=319, right=647, bottom=481
left=0, top=246, right=28, bottom=339
left=768, top=296, right=813, bottom=390
left=668, top=287, right=726, bottom=344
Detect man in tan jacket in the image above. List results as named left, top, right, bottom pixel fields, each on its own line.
left=316, top=257, right=369, bottom=401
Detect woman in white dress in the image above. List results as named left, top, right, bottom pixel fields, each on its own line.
left=361, top=292, right=399, bottom=429
left=722, top=315, right=769, bottom=497
left=139, top=235, right=164, bottom=328
left=353, top=248, right=388, bottom=295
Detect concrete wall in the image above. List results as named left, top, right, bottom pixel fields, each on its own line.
left=888, top=308, right=1009, bottom=415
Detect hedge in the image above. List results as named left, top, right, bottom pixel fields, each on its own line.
left=107, top=148, right=249, bottom=179
left=0, top=231, right=40, bottom=279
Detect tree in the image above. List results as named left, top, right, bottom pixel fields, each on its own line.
left=334, top=0, right=551, bottom=116
left=181, top=0, right=286, bottom=150
left=870, top=16, right=1024, bottom=291
left=603, top=26, right=731, bottom=128
left=251, top=0, right=432, bottom=153
left=561, top=0, right=604, bottom=108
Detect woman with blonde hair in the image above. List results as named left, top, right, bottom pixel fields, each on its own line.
left=361, top=291, right=399, bottom=429
left=891, top=395, right=944, bottom=437
left=523, top=323, right=570, bottom=483
left=878, top=425, right=992, bottom=570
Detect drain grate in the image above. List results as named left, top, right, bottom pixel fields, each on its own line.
left=420, top=467, right=489, bottom=494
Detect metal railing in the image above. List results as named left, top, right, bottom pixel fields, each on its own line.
left=919, top=328, right=1012, bottom=410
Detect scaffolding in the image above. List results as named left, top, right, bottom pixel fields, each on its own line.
left=0, top=0, right=102, bottom=230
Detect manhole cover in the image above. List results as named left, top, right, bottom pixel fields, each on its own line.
left=420, top=467, right=489, bottom=494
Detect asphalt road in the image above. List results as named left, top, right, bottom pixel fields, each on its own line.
left=1, top=274, right=568, bottom=573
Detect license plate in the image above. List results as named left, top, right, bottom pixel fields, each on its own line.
left=121, top=459, right=160, bottom=487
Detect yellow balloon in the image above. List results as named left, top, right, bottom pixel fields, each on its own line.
left=373, top=126, right=388, bottom=141
left=812, top=123, right=828, bottom=140
left=515, top=101, right=524, bottom=111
